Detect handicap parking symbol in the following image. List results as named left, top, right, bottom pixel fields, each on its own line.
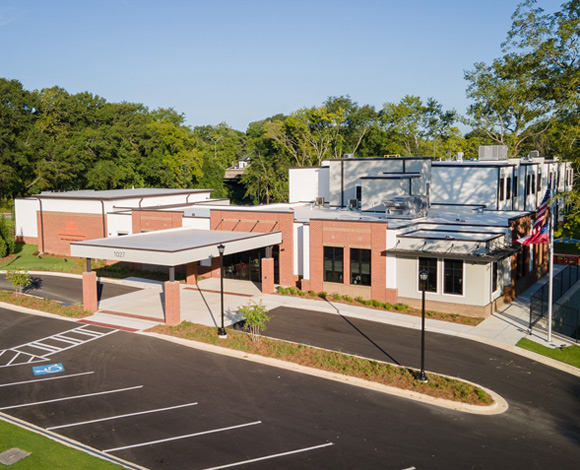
left=32, top=363, right=65, bottom=376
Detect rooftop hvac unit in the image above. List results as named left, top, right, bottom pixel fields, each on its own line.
left=479, top=145, right=508, bottom=161
left=384, top=195, right=428, bottom=219
left=348, top=198, right=359, bottom=210
left=528, top=150, right=540, bottom=160
left=344, top=153, right=354, bottom=159
left=315, top=196, right=324, bottom=206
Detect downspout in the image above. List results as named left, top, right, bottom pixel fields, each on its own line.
left=496, top=167, right=500, bottom=210
left=36, top=197, right=45, bottom=254
left=100, top=200, right=106, bottom=238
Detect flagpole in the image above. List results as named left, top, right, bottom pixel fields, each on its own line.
left=547, top=185, right=554, bottom=343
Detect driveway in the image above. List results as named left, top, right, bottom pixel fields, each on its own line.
left=1, top=305, right=579, bottom=470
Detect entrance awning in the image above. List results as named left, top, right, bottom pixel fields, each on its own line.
left=70, top=227, right=282, bottom=266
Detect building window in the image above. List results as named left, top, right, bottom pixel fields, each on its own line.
left=531, top=174, right=536, bottom=194
left=355, top=185, right=362, bottom=205
left=526, top=175, right=531, bottom=196
left=418, top=257, right=437, bottom=292
left=537, top=174, right=542, bottom=192
left=350, top=248, right=371, bottom=286
left=506, top=176, right=511, bottom=200
left=444, top=259, right=463, bottom=295
left=499, top=177, right=505, bottom=201
left=513, top=175, right=518, bottom=198
left=324, top=246, right=343, bottom=283
left=492, top=261, right=498, bottom=293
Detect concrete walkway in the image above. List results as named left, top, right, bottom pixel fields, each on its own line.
left=84, top=270, right=577, bottom=351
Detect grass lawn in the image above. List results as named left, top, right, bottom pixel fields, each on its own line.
left=517, top=337, right=580, bottom=368
left=0, top=243, right=83, bottom=273
left=0, top=419, right=121, bottom=469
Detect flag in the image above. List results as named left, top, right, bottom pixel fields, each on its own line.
left=516, top=184, right=551, bottom=246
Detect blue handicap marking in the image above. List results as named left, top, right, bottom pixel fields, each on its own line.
left=32, top=363, right=65, bottom=376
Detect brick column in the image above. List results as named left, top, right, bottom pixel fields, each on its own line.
left=82, top=271, right=98, bottom=313
left=261, top=257, right=275, bottom=294
left=186, top=262, right=198, bottom=285
left=164, top=281, right=181, bottom=326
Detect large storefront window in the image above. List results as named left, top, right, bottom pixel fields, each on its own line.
left=418, top=257, right=437, bottom=292
left=350, top=248, right=371, bottom=286
left=444, top=259, right=463, bottom=295
left=324, top=246, right=343, bottom=283
left=222, top=246, right=279, bottom=284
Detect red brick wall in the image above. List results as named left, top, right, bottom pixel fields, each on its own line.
left=164, top=281, right=181, bottom=325
left=307, top=219, right=389, bottom=302
left=509, top=214, right=548, bottom=297
left=38, top=212, right=105, bottom=256
left=132, top=210, right=183, bottom=233
left=261, top=257, right=275, bottom=294
left=82, top=271, right=98, bottom=313
left=186, top=262, right=198, bottom=285
left=210, top=210, right=294, bottom=285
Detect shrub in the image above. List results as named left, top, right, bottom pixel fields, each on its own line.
left=382, top=302, right=392, bottom=310
left=239, top=300, right=270, bottom=342
left=331, top=292, right=341, bottom=301
left=298, top=290, right=306, bottom=297
left=318, top=291, right=327, bottom=299
left=342, top=295, right=353, bottom=302
left=394, top=303, right=408, bottom=311
left=0, top=217, right=14, bottom=258
left=276, top=286, right=289, bottom=294
left=308, top=290, right=317, bottom=296
left=288, top=286, right=299, bottom=296
left=371, top=299, right=382, bottom=308
left=355, top=296, right=365, bottom=303
left=363, top=299, right=372, bottom=306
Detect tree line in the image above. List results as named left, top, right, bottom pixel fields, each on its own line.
left=0, top=1, right=578, bottom=210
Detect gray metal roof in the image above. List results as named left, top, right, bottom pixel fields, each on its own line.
left=36, top=188, right=213, bottom=201
left=70, top=227, right=282, bottom=266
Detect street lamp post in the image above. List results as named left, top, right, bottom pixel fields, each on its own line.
left=217, top=244, right=227, bottom=338
left=418, top=269, right=429, bottom=383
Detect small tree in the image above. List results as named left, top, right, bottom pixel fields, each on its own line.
left=239, top=300, right=269, bottom=342
left=5, top=270, right=31, bottom=294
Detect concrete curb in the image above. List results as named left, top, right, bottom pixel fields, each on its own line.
left=0, top=413, right=148, bottom=470
left=141, top=331, right=509, bottom=415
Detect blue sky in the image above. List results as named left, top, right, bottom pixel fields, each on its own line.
left=0, top=0, right=565, bottom=132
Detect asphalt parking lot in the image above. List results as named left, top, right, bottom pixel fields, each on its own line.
left=1, top=306, right=579, bottom=470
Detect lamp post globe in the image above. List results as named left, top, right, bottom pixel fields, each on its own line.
left=217, top=244, right=227, bottom=338
left=418, top=269, right=429, bottom=383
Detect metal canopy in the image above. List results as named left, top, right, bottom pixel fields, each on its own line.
left=70, top=227, right=282, bottom=267
left=385, top=246, right=520, bottom=262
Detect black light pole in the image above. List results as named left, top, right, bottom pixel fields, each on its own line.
left=217, top=244, right=227, bottom=338
left=418, top=269, right=429, bottom=383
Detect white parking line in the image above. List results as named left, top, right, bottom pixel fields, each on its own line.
left=201, top=442, right=335, bottom=470
left=0, top=371, right=95, bottom=388
left=0, top=385, right=143, bottom=410
left=47, top=402, right=199, bottom=430
left=103, top=420, right=262, bottom=453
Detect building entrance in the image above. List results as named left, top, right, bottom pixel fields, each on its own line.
left=222, top=246, right=279, bottom=284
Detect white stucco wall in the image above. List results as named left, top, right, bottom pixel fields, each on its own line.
left=14, top=198, right=39, bottom=239
left=288, top=167, right=330, bottom=203
left=396, top=257, right=493, bottom=307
